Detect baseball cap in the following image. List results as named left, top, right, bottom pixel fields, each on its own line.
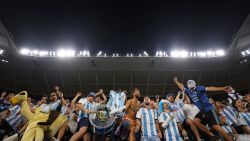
left=167, top=93, right=175, bottom=98
left=88, top=92, right=96, bottom=99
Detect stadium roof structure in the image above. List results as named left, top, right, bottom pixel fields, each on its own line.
left=0, top=15, right=250, bottom=98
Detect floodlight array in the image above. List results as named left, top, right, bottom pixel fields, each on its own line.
left=19, top=48, right=226, bottom=58
left=1, top=59, right=8, bottom=63
left=241, top=48, right=250, bottom=57
left=168, top=50, right=225, bottom=58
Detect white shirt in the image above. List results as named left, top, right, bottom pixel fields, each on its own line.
left=78, top=98, right=95, bottom=120
left=182, top=104, right=200, bottom=120
left=40, top=100, right=61, bottom=113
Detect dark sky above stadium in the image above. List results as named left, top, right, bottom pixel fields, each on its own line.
left=0, top=0, right=250, bottom=54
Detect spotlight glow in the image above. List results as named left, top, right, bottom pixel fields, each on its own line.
left=170, top=50, right=188, bottom=58
left=97, top=51, right=102, bottom=56
left=0, top=49, right=3, bottom=54
left=20, top=48, right=30, bottom=55
left=215, top=50, right=225, bottom=56
left=56, top=49, right=75, bottom=57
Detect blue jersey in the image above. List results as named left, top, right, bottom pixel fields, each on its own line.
left=184, top=86, right=214, bottom=112
left=136, top=108, right=158, bottom=137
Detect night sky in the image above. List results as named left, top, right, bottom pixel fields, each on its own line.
left=0, top=0, right=250, bottom=55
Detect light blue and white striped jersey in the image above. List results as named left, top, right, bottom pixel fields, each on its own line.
left=220, top=106, right=238, bottom=126
left=159, top=112, right=183, bottom=141
left=221, top=125, right=233, bottom=134
left=106, top=90, right=126, bottom=110
left=167, top=100, right=186, bottom=123
left=136, top=108, right=158, bottom=137
left=5, top=105, right=26, bottom=131
left=40, top=100, right=61, bottom=113
left=239, top=112, right=250, bottom=126
left=78, top=98, right=95, bottom=120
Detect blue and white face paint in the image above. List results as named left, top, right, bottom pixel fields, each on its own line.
left=187, top=80, right=196, bottom=89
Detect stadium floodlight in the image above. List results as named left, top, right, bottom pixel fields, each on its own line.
left=39, top=51, right=49, bottom=56
left=170, top=51, right=179, bottom=57
left=130, top=53, right=133, bottom=57
left=206, top=51, right=213, bottom=56
left=0, top=49, right=3, bottom=54
left=82, top=51, right=86, bottom=56
left=197, top=52, right=206, bottom=57
left=155, top=51, right=159, bottom=56
left=86, top=51, right=90, bottom=56
left=215, top=50, right=225, bottom=56
left=33, top=50, right=39, bottom=55
left=116, top=53, right=119, bottom=57
left=163, top=51, right=167, bottom=56
left=193, top=52, right=196, bottom=57
left=159, top=51, right=163, bottom=56
left=81, top=50, right=90, bottom=56
left=246, top=50, right=250, bottom=54
left=143, top=51, right=148, bottom=56
left=56, top=49, right=75, bottom=57
left=139, top=53, right=142, bottom=57
left=180, top=50, right=188, bottom=57
left=20, top=48, right=30, bottom=55
left=241, top=51, right=246, bottom=56
left=97, top=51, right=102, bottom=56
left=170, top=50, right=188, bottom=58
left=126, top=53, right=129, bottom=57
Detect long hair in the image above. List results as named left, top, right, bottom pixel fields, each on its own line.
left=131, top=88, right=139, bottom=97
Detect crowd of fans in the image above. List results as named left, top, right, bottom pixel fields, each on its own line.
left=0, top=76, right=250, bottom=141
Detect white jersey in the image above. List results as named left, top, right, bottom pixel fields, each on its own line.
left=182, top=104, right=199, bottom=120
left=136, top=108, right=158, bottom=137
left=159, top=112, right=183, bottom=141
left=78, top=98, right=95, bottom=120
left=40, top=100, right=61, bottom=113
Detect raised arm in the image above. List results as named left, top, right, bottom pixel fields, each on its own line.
left=70, top=92, right=82, bottom=109
left=99, top=89, right=107, bottom=104
left=174, top=76, right=185, bottom=91
left=206, top=86, right=230, bottom=92
left=175, top=91, right=185, bottom=102
left=58, top=92, right=67, bottom=106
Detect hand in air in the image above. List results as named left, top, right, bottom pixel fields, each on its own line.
left=174, top=76, right=178, bottom=82
left=224, top=85, right=232, bottom=93
left=76, top=92, right=82, bottom=97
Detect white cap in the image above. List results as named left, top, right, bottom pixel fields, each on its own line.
left=187, top=80, right=196, bottom=89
